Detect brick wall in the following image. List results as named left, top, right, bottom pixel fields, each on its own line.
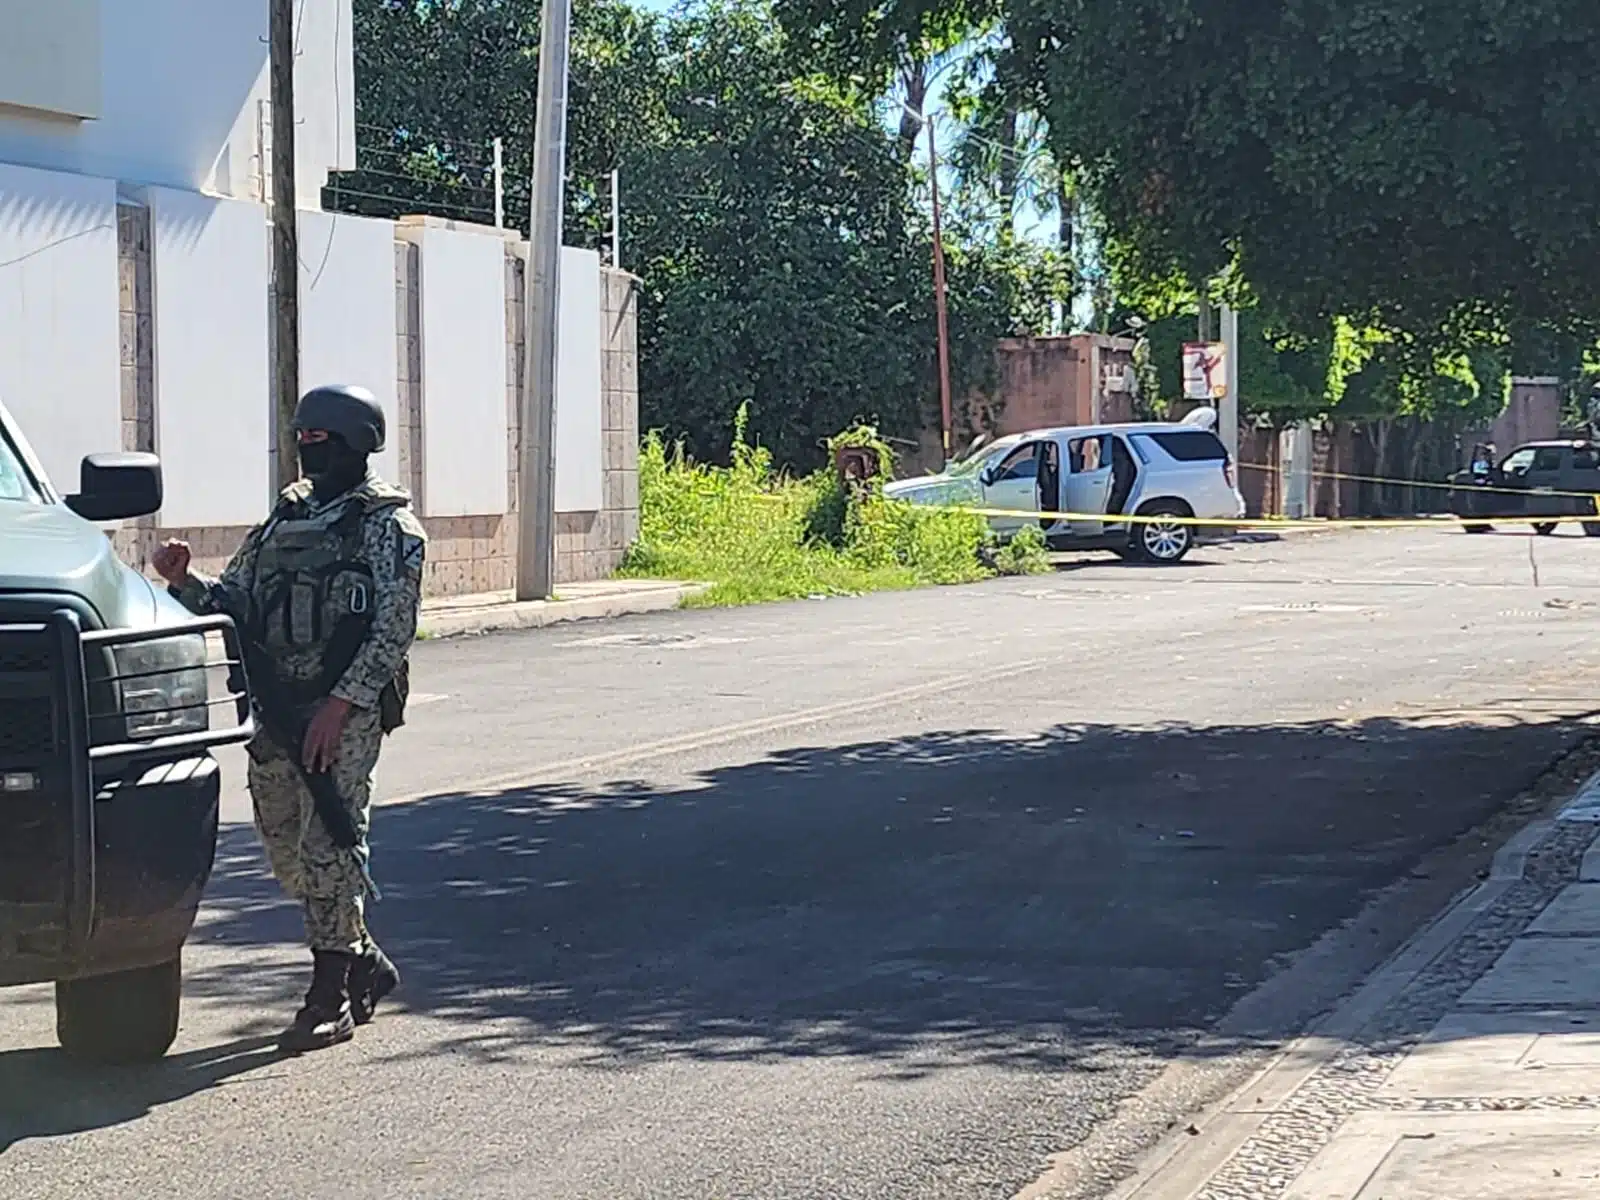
left=110, top=207, right=640, bottom=598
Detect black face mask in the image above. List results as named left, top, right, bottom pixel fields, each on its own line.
left=297, top=435, right=368, bottom=501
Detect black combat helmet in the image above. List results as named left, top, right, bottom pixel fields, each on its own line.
left=292, top=385, right=386, bottom=455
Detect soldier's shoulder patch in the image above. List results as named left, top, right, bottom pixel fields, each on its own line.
left=390, top=508, right=427, bottom=576
left=391, top=506, right=427, bottom=543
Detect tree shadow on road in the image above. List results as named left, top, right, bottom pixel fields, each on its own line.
left=170, top=709, right=1592, bottom=1079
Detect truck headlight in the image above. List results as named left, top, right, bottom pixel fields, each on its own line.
left=114, top=632, right=210, bottom=739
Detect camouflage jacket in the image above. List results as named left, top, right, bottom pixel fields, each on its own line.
left=175, top=473, right=427, bottom=712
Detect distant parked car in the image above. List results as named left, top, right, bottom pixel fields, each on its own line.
left=1447, top=440, right=1600, bottom=536
left=884, top=421, right=1247, bottom=564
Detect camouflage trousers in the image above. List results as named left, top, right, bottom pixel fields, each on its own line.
left=245, top=704, right=384, bottom=955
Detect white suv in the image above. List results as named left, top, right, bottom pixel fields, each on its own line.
left=884, top=422, right=1247, bottom=564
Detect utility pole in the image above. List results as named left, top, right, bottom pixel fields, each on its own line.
left=928, top=117, right=954, bottom=464
left=1218, top=302, right=1240, bottom=463
left=516, top=0, right=573, bottom=601
left=268, top=0, right=300, bottom=492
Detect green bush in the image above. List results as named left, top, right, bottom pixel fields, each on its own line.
left=619, top=406, right=1033, bottom=606
left=990, top=523, right=1053, bottom=577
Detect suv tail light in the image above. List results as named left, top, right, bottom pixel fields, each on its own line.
left=1223, top=457, right=1237, bottom=489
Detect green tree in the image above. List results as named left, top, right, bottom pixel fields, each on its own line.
left=784, top=0, right=1600, bottom=365
left=342, top=0, right=668, bottom=240
left=340, top=0, right=1062, bottom=469
left=625, top=3, right=1062, bottom=466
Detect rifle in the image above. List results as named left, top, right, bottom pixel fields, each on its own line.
left=234, top=627, right=382, bottom=899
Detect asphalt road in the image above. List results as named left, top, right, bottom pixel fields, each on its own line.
left=5, top=525, right=1600, bottom=1199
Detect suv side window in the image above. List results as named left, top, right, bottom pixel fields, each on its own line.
left=1068, top=435, right=1109, bottom=473
left=1532, top=447, right=1565, bottom=472
left=992, top=444, right=1038, bottom=483
left=1148, top=431, right=1228, bottom=462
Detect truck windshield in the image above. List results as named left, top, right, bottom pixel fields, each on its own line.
left=0, top=425, right=44, bottom=503
left=946, top=438, right=1021, bottom=476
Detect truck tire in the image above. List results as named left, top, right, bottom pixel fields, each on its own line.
left=1585, top=522, right=1600, bottom=539
left=56, top=958, right=182, bottom=1063
left=1534, top=522, right=1558, bottom=536
left=1462, top=522, right=1492, bottom=534
left=1132, top=501, right=1195, bottom=564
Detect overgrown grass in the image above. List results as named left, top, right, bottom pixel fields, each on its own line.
left=619, top=408, right=1051, bottom=607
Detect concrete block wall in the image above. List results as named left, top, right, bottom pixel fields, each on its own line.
left=388, top=247, right=640, bottom=595
left=508, top=255, right=641, bottom=584
left=109, top=206, right=640, bottom=598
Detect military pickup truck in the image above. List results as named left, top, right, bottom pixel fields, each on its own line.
left=1447, top=439, right=1600, bottom=536
left=0, top=400, right=252, bottom=1062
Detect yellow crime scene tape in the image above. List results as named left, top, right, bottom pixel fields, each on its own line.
left=1237, top=460, right=1600, bottom=504
left=935, top=505, right=1600, bottom=530
left=808, top=465, right=1600, bottom=532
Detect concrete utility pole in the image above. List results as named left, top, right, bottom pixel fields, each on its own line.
left=268, top=0, right=301, bottom=492
left=927, top=117, right=954, bottom=463
left=1219, top=302, right=1240, bottom=462
left=516, top=0, right=574, bottom=601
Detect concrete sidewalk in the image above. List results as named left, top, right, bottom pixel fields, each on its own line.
left=418, top=578, right=706, bottom=639
left=1109, top=775, right=1600, bottom=1200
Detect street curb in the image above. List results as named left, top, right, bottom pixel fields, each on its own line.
left=418, top=583, right=709, bottom=640
left=1014, top=729, right=1600, bottom=1200
left=1088, top=820, right=1554, bottom=1200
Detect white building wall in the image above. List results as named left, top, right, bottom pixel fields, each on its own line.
left=0, top=0, right=353, bottom=209
left=147, top=187, right=271, bottom=527
left=0, top=162, right=121, bottom=492
left=298, top=210, right=400, bottom=482
left=414, top=225, right=510, bottom=518
left=556, top=247, right=604, bottom=513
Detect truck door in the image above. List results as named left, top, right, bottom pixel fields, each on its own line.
left=980, top=441, right=1044, bottom=536
left=1571, top=446, right=1600, bottom=521
left=1063, top=434, right=1114, bottom=536
left=1525, top=446, right=1567, bottom=518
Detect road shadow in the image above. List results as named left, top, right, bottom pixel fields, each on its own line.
left=0, top=1035, right=281, bottom=1151
left=171, top=711, right=1590, bottom=1078
left=1047, top=555, right=1228, bottom=575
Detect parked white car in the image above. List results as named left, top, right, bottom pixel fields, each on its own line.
left=883, top=421, right=1247, bottom=564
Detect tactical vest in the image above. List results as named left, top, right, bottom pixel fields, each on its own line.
left=249, top=480, right=411, bottom=732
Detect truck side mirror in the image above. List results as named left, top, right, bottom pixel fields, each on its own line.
left=64, top=453, right=163, bottom=522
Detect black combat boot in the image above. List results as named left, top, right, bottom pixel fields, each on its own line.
left=348, top=943, right=401, bottom=1026
left=278, top=950, right=357, bottom=1054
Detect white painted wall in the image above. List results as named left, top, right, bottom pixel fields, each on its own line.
left=0, top=162, right=121, bottom=492
left=555, top=247, right=604, bottom=513
left=298, top=210, right=399, bottom=482
left=0, top=0, right=101, bottom=121
left=148, top=187, right=270, bottom=528
left=416, top=226, right=509, bottom=517
left=0, top=0, right=353, bottom=209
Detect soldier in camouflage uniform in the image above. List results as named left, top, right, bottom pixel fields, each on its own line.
left=152, top=385, right=426, bottom=1054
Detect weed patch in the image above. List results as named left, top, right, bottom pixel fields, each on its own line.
left=619, top=407, right=1049, bottom=607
